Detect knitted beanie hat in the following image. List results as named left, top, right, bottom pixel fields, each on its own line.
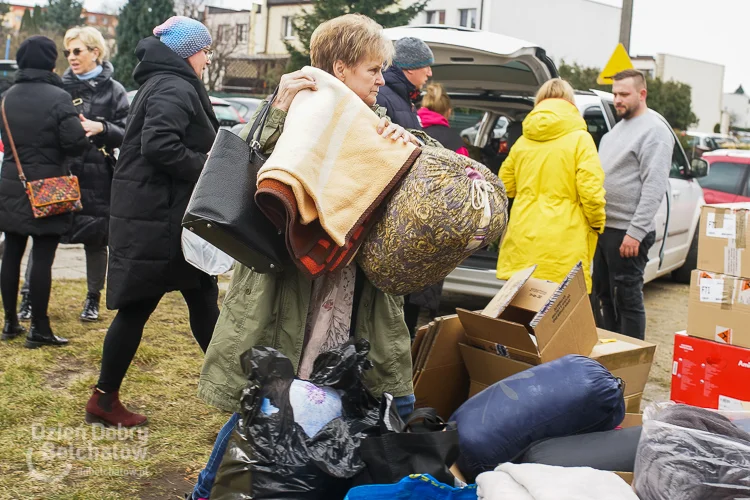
left=17, top=35, right=58, bottom=71
left=393, top=37, right=434, bottom=70
left=153, top=16, right=212, bottom=59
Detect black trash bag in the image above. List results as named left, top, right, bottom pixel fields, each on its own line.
left=210, top=339, right=380, bottom=500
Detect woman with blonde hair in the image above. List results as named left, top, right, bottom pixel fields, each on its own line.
left=496, top=77, right=606, bottom=292
left=19, top=26, right=129, bottom=323
left=417, top=82, right=469, bottom=156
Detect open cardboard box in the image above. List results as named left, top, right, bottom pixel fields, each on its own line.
left=457, top=263, right=599, bottom=366
left=460, top=329, right=656, bottom=401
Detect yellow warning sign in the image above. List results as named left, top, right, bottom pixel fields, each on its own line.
left=597, top=44, right=635, bottom=85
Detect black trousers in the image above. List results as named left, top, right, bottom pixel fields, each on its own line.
left=592, top=228, right=655, bottom=341
left=23, top=243, right=107, bottom=296
left=96, top=273, right=220, bottom=393
left=1, top=232, right=59, bottom=321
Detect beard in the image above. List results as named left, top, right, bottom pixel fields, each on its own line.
left=616, top=105, right=635, bottom=120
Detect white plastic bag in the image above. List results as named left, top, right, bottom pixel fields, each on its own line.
left=181, top=228, right=234, bottom=275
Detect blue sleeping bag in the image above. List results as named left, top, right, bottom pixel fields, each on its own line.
left=451, top=355, right=625, bottom=480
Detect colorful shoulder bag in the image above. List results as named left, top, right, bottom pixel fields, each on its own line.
left=1, top=96, right=82, bottom=218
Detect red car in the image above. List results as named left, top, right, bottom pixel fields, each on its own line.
left=698, top=150, right=750, bottom=204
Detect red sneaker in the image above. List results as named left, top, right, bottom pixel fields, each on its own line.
left=85, top=388, right=148, bottom=428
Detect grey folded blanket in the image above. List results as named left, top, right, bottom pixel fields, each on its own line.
left=634, top=405, right=750, bottom=500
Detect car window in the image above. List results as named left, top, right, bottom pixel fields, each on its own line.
left=583, top=106, right=608, bottom=149
left=670, top=140, right=690, bottom=179
left=607, top=103, right=620, bottom=124
left=213, top=105, right=239, bottom=122
left=697, top=162, right=746, bottom=195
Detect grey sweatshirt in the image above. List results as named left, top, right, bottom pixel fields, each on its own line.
left=598, top=110, right=674, bottom=242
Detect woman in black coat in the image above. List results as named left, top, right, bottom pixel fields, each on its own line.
left=19, top=27, right=130, bottom=323
left=0, top=36, right=88, bottom=347
left=85, top=16, right=220, bottom=428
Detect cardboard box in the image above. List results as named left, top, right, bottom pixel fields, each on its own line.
left=624, top=393, right=643, bottom=414
left=411, top=315, right=470, bottom=419
left=687, top=269, right=750, bottom=349
left=671, top=332, right=750, bottom=410
left=460, top=329, right=656, bottom=399
left=698, top=203, right=750, bottom=277
left=457, top=263, right=598, bottom=366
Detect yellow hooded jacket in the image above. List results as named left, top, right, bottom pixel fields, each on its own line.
left=497, top=98, right=606, bottom=292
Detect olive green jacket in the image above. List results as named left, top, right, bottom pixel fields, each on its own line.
left=197, top=104, right=414, bottom=413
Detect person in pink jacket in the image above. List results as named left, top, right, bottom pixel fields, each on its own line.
left=417, top=83, right=470, bottom=157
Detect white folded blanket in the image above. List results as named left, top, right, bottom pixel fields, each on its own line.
left=476, top=463, right=638, bottom=500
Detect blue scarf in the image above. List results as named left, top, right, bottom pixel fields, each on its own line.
left=76, top=64, right=103, bottom=81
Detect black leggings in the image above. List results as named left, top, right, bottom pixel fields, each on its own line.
left=96, top=273, right=220, bottom=393
left=1, top=232, right=59, bottom=321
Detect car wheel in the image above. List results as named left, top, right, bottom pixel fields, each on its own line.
left=672, top=228, right=698, bottom=284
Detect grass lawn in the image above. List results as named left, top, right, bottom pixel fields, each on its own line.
left=0, top=279, right=228, bottom=499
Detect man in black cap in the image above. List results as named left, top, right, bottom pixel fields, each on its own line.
left=377, top=36, right=434, bottom=130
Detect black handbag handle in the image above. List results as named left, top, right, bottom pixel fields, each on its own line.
left=403, top=408, right=447, bottom=433
left=245, top=87, right=279, bottom=148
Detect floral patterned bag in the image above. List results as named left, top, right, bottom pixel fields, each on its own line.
left=2, top=97, right=82, bottom=218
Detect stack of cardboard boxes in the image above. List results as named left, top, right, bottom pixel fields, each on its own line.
left=673, top=203, right=750, bottom=411
left=412, top=262, right=657, bottom=420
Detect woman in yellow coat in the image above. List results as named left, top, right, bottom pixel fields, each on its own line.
left=497, top=78, right=606, bottom=292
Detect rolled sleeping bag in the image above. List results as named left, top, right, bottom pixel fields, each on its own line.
left=518, top=425, right=642, bottom=472
left=358, top=146, right=508, bottom=296
left=450, top=355, right=625, bottom=481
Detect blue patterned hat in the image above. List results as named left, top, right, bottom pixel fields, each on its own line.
left=153, top=16, right=212, bottom=59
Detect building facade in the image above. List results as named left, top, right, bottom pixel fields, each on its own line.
left=406, top=0, right=622, bottom=69
left=724, top=86, right=750, bottom=131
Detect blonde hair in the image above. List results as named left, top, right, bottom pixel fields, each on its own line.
left=64, top=26, right=109, bottom=63
left=535, top=78, right=576, bottom=106
left=310, top=14, right=393, bottom=75
left=422, top=83, right=452, bottom=117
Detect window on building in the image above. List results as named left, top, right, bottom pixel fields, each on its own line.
left=102, top=17, right=108, bottom=25
left=425, top=10, right=446, bottom=25
left=282, top=16, right=295, bottom=39
left=237, top=23, right=248, bottom=43
left=458, top=8, right=477, bottom=29
left=218, top=24, right=232, bottom=42
left=88, top=14, right=97, bottom=23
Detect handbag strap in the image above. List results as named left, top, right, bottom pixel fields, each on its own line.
left=403, top=408, right=446, bottom=432
left=245, top=87, right=279, bottom=149
left=1, top=95, right=27, bottom=185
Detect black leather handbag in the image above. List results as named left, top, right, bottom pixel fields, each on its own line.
left=182, top=90, right=286, bottom=273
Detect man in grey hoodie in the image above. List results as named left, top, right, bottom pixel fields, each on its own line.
left=594, top=69, right=674, bottom=340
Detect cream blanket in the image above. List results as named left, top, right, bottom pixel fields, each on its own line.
left=257, top=66, right=419, bottom=247
left=476, top=463, right=638, bottom=500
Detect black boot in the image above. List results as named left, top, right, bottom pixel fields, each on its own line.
left=18, top=292, right=32, bottom=321
left=25, top=317, right=68, bottom=348
left=80, top=293, right=100, bottom=322
left=2, top=314, right=25, bottom=341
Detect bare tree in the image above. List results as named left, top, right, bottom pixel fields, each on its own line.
left=174, top=0, right=205, bottom=20
left=204, top=24, right=242, bottom=92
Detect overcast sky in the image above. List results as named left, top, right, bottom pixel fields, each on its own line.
left=65, top=0, right=750, bottom=93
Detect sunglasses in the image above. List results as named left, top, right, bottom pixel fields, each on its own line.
left=203, top=48, right=214, bottom=63
left=63, top=47, right=92, bottom=58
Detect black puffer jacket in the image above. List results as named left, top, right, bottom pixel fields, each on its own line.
left=63, top=61, right=129, bottom=246
left=106, top=37, right=218, bottom=310
left=0, top=69, right=88, bottom=236
left=376, top=66, right=422, bottom=130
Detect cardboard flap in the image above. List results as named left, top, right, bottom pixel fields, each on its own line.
left=530, top=262, right=588, bottom=351
left=423, top=315, right=467, bottom=370
left=459, top=343, right=531, bottom=386
left=482, top=265, right=537, bottom=317
left=457, top=308, right=539, bottom=355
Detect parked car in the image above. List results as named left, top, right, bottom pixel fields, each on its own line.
left=224, top=97, right=262, bottom=122
left=125, top=91, right=246, bottom=129
left=460, top=117, right=508, bottom=144
left=697, top=149, right=750, bottom=204
left=383, top=26, right=707, bottom=296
